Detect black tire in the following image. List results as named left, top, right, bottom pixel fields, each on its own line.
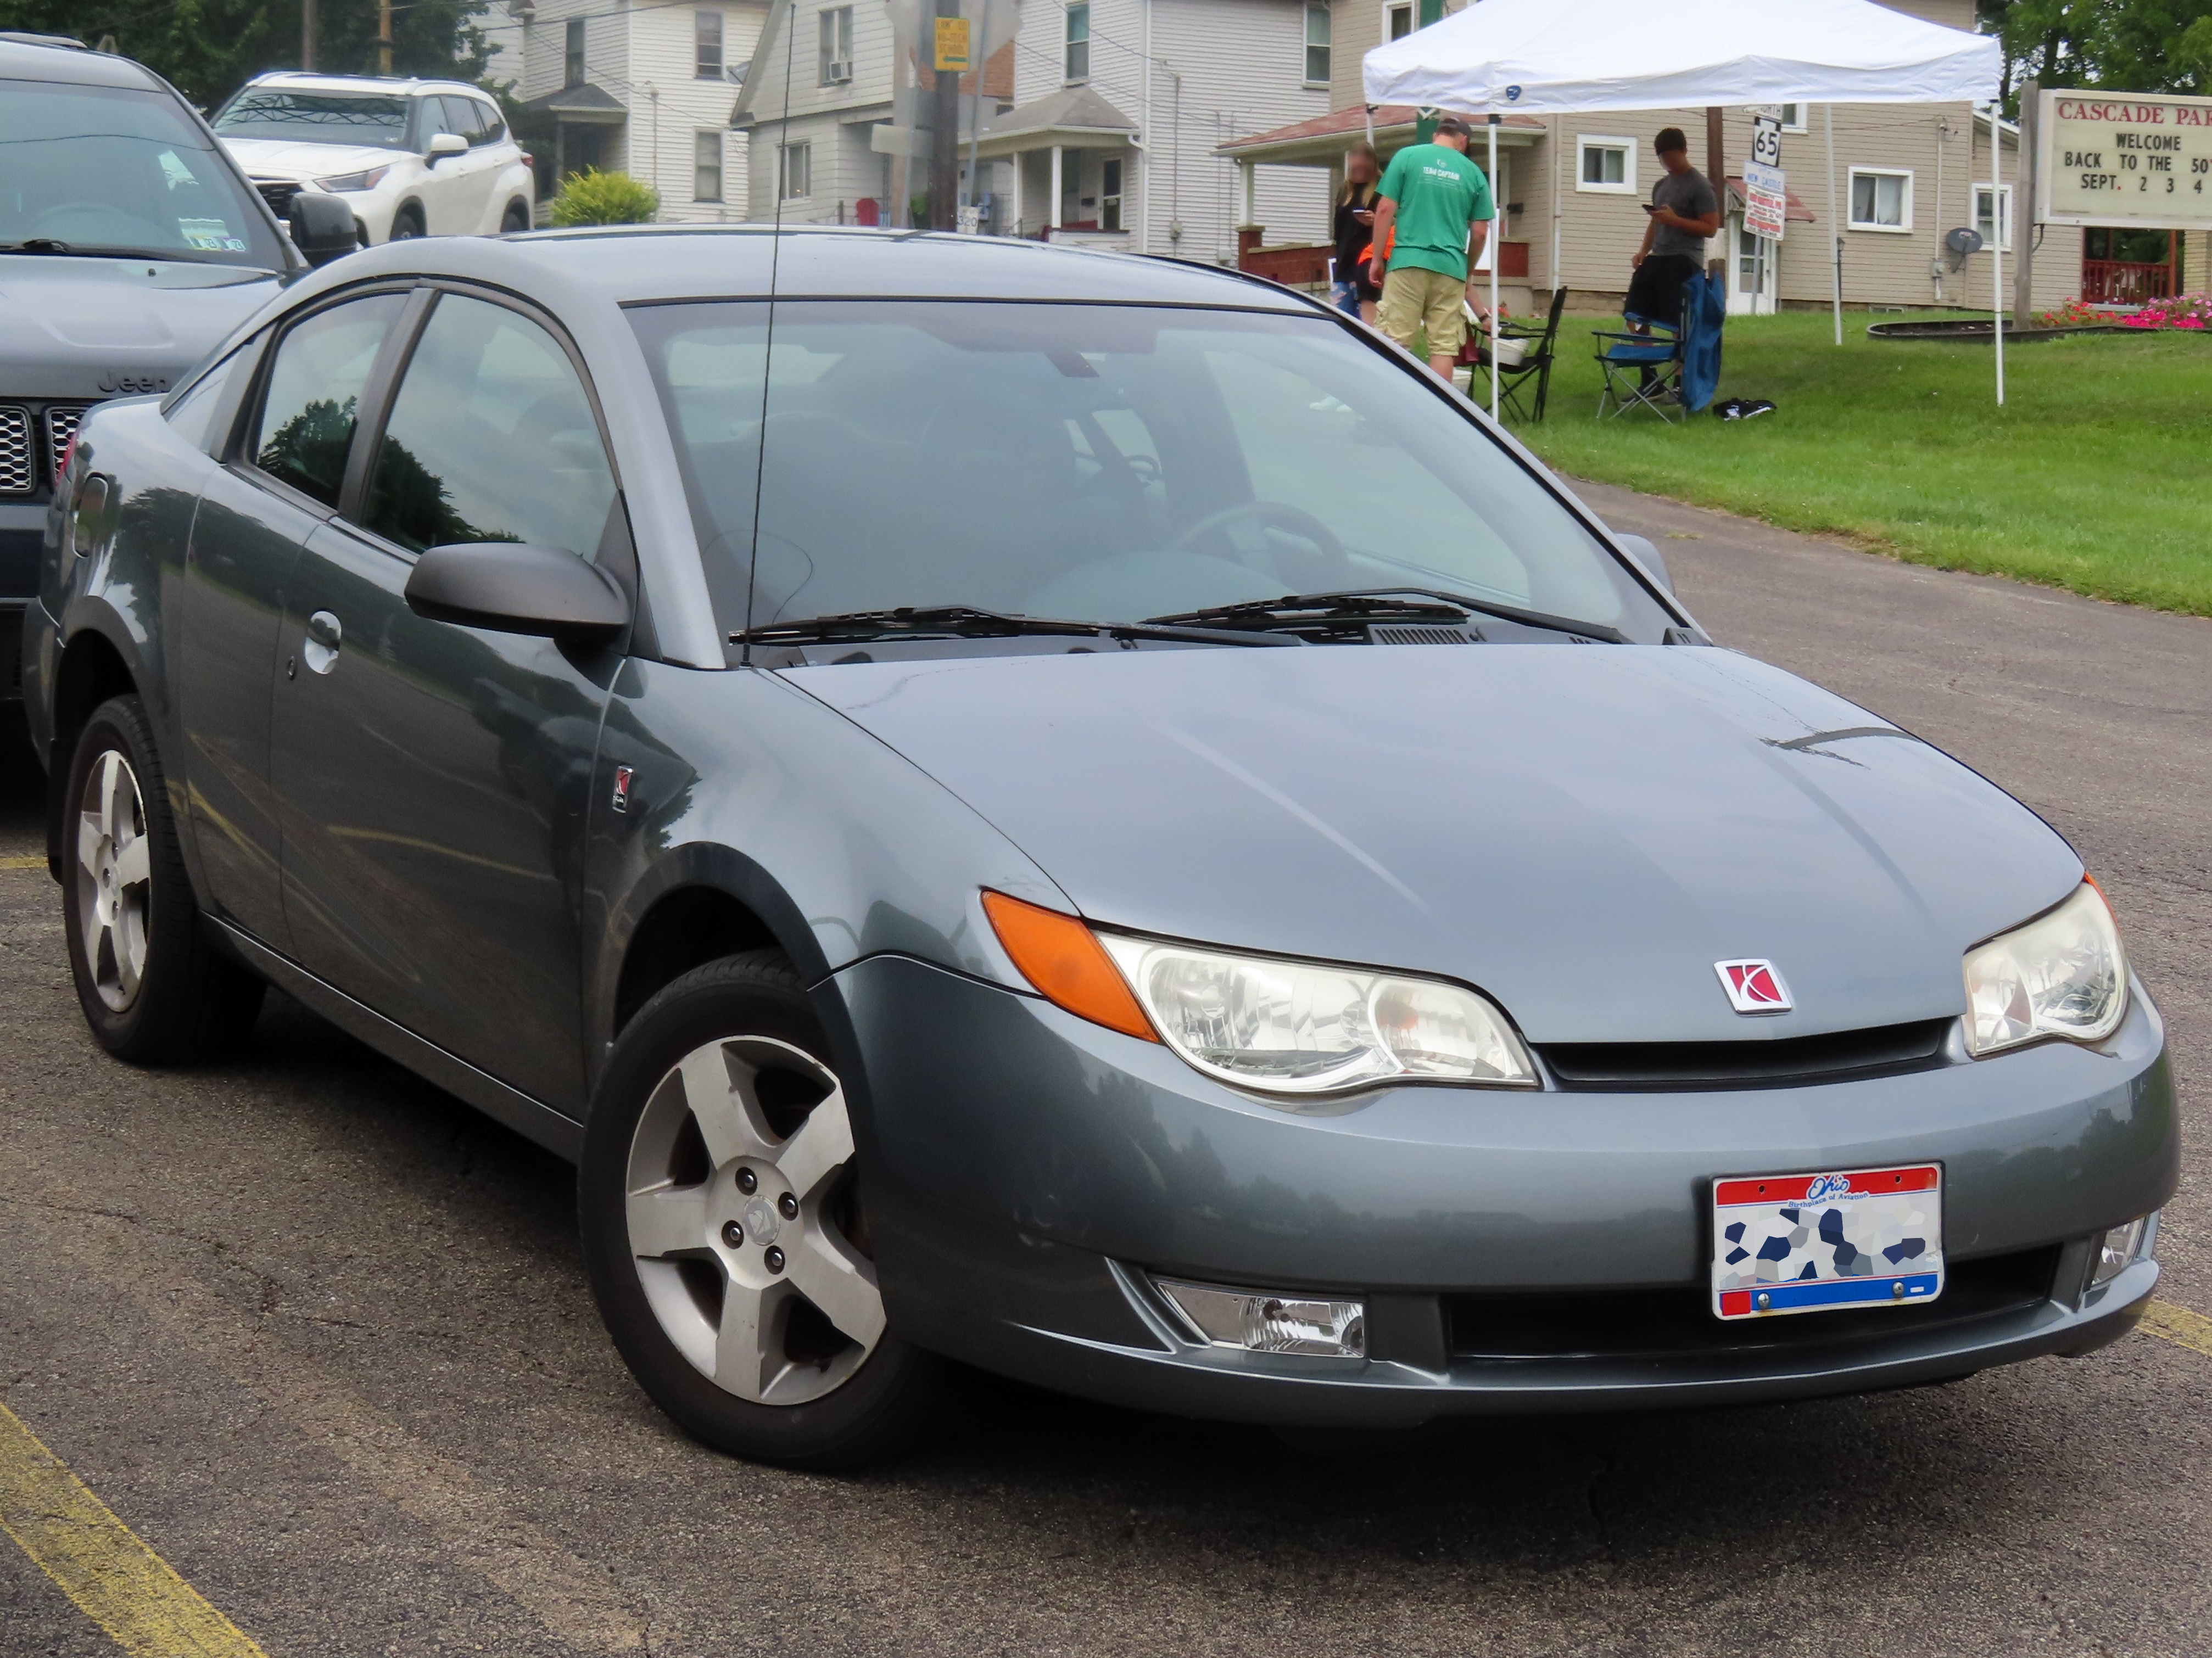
left=579, top=949, right=942, bottom=1468
left=390, top=206, right=426, bottom=240
left=60, top=696, right=264, bottom=1063
left=500, top=199, right=532, bottom=234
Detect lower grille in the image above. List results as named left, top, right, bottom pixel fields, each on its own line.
left=255, top=179, right=303, bottom=219
left=1448, top=1246, right=2060, bottom=1361
left=1538, top=1018, right=1953, bottom=1092
left=0, top=407, right=30, bottom=494
left=46, top=405, right=86, bottom=482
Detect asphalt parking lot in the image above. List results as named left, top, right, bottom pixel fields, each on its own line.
left=3, top=484, right=2209, bottom=1658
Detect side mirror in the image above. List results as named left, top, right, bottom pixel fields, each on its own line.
left=404, top=542, right=630, bottom=641
left=287, top=191, right=360, bottom=267
left=426, top=131, right=468, bottom=165
left=1615, top=532, right=1673, bottom=595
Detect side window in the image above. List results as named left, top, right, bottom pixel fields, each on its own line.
left=363, top=293, right=616, bottom=557
left=252, top=295, right=406, bottom=507
left=472, top=100, right=506, bottom=144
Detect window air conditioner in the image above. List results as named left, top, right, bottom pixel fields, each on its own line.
left=828, top=60, right=851, bottom=81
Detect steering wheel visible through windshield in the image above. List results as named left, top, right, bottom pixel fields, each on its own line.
left=0, top=80, right=286, bottom=268
left=627, top=300, right=1673, bottom=651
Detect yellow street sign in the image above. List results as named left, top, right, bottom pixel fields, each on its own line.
left=934, top=16, right=971, bottom=71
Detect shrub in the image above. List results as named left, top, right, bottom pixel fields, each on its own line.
left=2121, top=292, right=2211, bottom=331
left=547, top=168, right=661, bottom=227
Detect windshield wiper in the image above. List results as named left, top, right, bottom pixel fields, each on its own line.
left=0, top=240, right=262, bottom=268
left=733, top=604, right=1303, bottom=649
left=1147, top=589, right=1629, bottom=644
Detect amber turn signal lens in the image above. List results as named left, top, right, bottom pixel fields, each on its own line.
left=981, top=890, right=1158, bottom=1042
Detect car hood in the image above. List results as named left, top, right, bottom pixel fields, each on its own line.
left=788, top=645, right=2083, bottom=1045
left=216, top=136, right=406, bottom=181
left=0, top=256, right=281, bottom=399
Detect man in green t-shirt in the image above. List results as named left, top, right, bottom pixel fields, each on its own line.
left=1370, top=117, right=1495, bottom=381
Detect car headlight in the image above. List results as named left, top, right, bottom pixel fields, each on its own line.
left=1098, top=933, right=1536, bottom=1095
left=315, top=166, right=390, bottom=193
left=981, top=890, right=1537, bottom=1095
left=1962, top=880, right=2127, bottom=1058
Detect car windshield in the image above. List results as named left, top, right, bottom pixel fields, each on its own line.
left=0, top=79, right=287, bottom=268
left=213, top=88, right=412, bottom=149
left=628, top=300, right=1674, bottom=651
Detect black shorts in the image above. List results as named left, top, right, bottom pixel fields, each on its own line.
left=1625, top=253, right=1700, bottom=325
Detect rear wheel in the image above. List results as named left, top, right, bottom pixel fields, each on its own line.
left=579, top=950, right=941, bottom=1467
left=500, top=199, right=532, bottom=234
left=61, top=696, right=264, bottom=1063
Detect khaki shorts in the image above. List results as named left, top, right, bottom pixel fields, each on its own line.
left=1378, top=265, right=1468, bottom=356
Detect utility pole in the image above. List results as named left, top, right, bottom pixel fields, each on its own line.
left=378, top=0, right=393, bottom=75
left=928, top=0, right=964, bottom=228
left=1705, top=105, right=1725, bottom=285
left=301, top=0, right=317, bottom=70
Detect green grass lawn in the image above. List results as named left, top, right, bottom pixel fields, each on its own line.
left=1504, top=310, right=2212, bottom=616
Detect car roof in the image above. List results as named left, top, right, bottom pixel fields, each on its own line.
left=322, top=225, right=1325, bottom=310
left=240, top=71, right=491, bottom=99
left=0, top=38, right=166, bottom=89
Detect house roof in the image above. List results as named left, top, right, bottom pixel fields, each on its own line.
left=971, top=86, right=1139, bottom=152
left=1725, top=175, right=1817, bottom=223
left=517, top=82, right=627, bottom=122
left=1219, top=104, right=1547, bottom=165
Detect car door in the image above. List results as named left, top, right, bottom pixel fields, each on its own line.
left=267, top=286, right=629, bottom=1114
left=180, top=289, right=410, bottom=948
left=424, top=96, right=499, bottom=232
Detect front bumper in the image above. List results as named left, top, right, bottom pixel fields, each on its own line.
left=834, top=953, right=2177, bottom=1425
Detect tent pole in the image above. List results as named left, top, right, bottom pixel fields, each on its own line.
left=1488, top=114, right=1500, bottom=419
left=1825, top=104, right=1841, bottom=345
left=1990, top=102, right=2004, bottom=406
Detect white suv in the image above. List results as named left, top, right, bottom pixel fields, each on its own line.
left=211, top=72, right=534, bottom=245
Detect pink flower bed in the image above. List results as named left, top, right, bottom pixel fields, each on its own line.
left=2120, top=292, right=2211, bottom=331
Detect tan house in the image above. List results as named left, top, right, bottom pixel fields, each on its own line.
left=1221, top=0, right=2195, bottom=316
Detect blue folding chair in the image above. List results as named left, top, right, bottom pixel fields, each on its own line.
left=1591, top=313, right=1685, bottom=421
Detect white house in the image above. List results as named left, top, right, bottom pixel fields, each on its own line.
left=734, top=0, right=1331, bottom=259
left=484, top=0, right=769, bottom=222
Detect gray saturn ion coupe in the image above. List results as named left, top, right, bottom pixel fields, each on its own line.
left=23, top=228, right=2175, bottom=1467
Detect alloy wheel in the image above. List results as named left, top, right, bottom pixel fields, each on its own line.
left=74, top=748, right=153, bottom=1013
left=624, top=1035, right=885, bottom=1405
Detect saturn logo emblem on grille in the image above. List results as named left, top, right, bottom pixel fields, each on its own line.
left=1715, top=959, right=1792, bottom=1014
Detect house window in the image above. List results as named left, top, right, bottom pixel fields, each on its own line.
left=1779, top=103, right=1807, bottom=133
left=564, top=18, right=586, bottom=87
left=1386, top=1, right=1412, bottom=41
left=695, top=131, right=723, bottom=201
left=695, top=10, right=724, bottom=79
left=1974, top=182, right=2012, bottom=251
left=1303, top=2, right=1330, bottom=85
left=819, top=6, right=854, bottom=84
left=1847, top=167, right=1912, bottom=231
left=1064, top=2, right=1088, bottom=82
left=1102, top=156, right=1122, bottom=230
left=779, top=140, right=811, bottom=200
left=1576, top=136, right=1634, bottom=194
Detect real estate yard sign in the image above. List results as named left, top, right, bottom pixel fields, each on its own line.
left=2036, top=89, right=2212, bottom=231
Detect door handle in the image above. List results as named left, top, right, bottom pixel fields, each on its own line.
left=304, top=609, right=343, bottom=675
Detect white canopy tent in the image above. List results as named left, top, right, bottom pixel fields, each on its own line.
left=1361, top=0, right=2007, bottom=408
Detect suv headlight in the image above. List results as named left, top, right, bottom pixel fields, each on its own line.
left=1963, top=880, right=2127, bottom=1057
left=1097, top=933, right=1537, bottom=1095
left=315, top=165, right=390, bottom=193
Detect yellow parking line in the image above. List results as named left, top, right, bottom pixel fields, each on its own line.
left=0, top=855, right=46, bottom=871
left=2143, top=1298, right=2212, bottom=1358
left=0, top=1399, right=266, bottom=1658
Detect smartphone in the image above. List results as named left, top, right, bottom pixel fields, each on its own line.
left=1641, top=203, right=1660, bottom=214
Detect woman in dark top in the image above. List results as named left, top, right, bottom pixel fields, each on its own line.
left=1332, top=140, right=1383, bottom=324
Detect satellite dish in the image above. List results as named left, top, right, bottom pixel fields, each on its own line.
left=1944, top=226, right=1984, bottom=257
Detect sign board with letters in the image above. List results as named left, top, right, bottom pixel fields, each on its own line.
left=932, top=15, right=971, bottom=72
left=1743, top=114, right=1786, bottom=241
left=2035, top=88, right=2212, bottom=232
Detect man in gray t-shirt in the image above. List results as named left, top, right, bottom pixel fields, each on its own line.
left=1624, top=127, right=1720, bottom=328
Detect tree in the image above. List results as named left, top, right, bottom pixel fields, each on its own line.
left=0, top=0, right=496, bottom=113
left=1978, top=0, right=2212, bottom=103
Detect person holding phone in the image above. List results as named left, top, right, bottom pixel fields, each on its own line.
left=1331, top=141, right=1384, bottom=323
left=1626, top=127, right=1720, bottom=333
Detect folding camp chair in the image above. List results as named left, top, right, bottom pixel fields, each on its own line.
left=1592, top=313, right=1685, bottom=421
left=1467, top=286, right=1568, bottom=422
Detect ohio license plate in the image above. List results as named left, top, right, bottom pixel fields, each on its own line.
left=1712, top=1164, right=1943, bottom=1320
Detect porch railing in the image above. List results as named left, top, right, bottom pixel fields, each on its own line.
left=2081, top=259, right=2176, bottom=306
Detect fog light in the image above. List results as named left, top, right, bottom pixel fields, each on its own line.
left=1155, top=1279, right=1366, bottom=1358
left=2091, top=1214, right=2154, bottom=1288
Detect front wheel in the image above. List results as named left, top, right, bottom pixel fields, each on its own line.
left=389, top=205, right=426, bottom=240
left=61, top=696, right=264, bottom=1062
left=579, top=950, right=942, bottom=1467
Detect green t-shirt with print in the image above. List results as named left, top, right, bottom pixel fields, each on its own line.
left=1377, top=141, right=1494, bottom=283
